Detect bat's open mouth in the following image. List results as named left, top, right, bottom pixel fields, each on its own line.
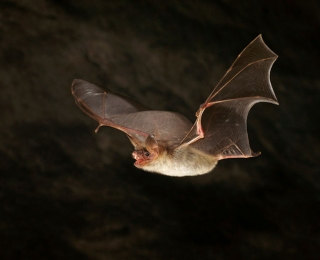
left=132, top=151, right=147, bottom=167
left=134, top=159, right=146, bottom=167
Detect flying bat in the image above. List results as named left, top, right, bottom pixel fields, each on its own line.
left=72, top=35, right=278, bottom=177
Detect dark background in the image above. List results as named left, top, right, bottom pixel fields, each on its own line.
left=0, top=0, right=319, bottom=259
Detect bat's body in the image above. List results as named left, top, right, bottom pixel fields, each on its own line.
left=72, top=35, right=278, bottom=177
left=135, top=145, right=218, bottom=176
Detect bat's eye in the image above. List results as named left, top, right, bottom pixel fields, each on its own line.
left=144, top=150, right=150, bottom=157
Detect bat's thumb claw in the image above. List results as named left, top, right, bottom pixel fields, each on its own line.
left=251, top=151, right=261, bottom=157
left=95, top=124, right=103, bottom=133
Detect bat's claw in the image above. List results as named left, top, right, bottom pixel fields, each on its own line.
left=251, top=151, right=261, bottom=157
left=95, top=124, right=103, bottom=133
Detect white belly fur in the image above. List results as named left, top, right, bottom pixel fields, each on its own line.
left=139, top=146, right=218, bottom=177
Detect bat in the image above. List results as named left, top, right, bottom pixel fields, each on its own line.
left=72, top=35, right=278, bottom=177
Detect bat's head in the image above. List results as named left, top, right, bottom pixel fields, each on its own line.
left=132, top=135, right=160, bottom=168
left=132, top=148, right=159, bottom=168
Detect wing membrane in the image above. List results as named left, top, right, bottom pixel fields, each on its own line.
left=180, top=35, right=278, bottom=159
left=72, top=79, right=192, bottom=148
left=72, top=79, right=148, bottom=121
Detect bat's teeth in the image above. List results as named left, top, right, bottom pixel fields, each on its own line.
left=134, top=159, right=145, bottom=168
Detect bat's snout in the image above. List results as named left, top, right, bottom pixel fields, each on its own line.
left=132, top=151, right=139, bottom=160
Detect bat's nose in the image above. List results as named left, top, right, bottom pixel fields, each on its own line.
left=132, top=151, right=140, bottom=160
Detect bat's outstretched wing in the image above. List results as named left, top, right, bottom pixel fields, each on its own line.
left=179, top=35, right=278, bottom=159
left=72, top=79, right=192, bottom=149
left=72, top=79, right=148, bottom=128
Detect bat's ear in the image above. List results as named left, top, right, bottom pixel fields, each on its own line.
left=145, top=135, right=159, bottom=154
left=127, top=134, right=159, bottom=156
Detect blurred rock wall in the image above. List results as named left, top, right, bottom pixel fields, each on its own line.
left=0, top=0, right=319, bottom=259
